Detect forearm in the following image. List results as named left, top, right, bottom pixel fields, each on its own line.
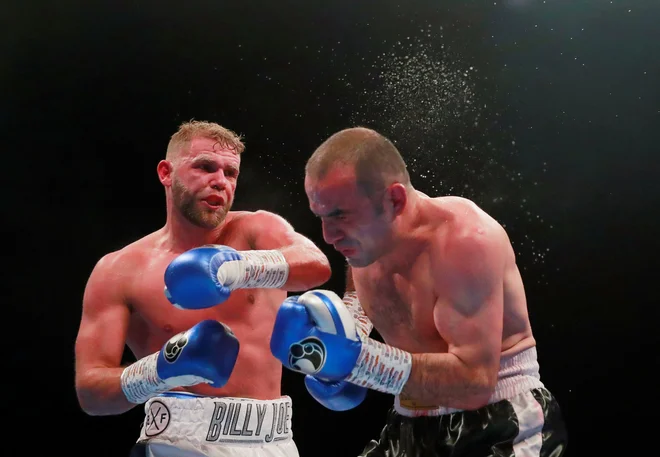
left=76, top=367, right=137, bottom=416
left=342, top=265, right=372, bottom=339
left=400, top=353, right=494, bottom=410
left=345, top=264, right=356, bottom=291
left=223, top=245, right=329, bottom=293
left=344, top=339, right=493, bottom=410
left=277, top=244, right=331, bottom=291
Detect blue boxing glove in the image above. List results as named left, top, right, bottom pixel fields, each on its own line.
left=270, top=290, right=362, bottom=381
left=164, top=245, right=289, bottom=310
left=304, top=375, right=367, bottom=411
left=120, top=320, right=239, bottom=404
left=270, top=290, right=414, bottom=397
left=270, top=290, right=366, bottom=411
left=164, top=246, right=242, bottom=309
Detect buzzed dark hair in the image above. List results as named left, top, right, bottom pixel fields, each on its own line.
left=305, top=127, right=411, bottom=197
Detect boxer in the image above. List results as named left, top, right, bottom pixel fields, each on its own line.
left=270, top=127, right=568, bottom=456
left=74, top=120, right=331, bottom=457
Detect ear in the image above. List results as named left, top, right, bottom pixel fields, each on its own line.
left=157, top=160, right=173, bottom=187
left=385, top=183, right=407, bottom=217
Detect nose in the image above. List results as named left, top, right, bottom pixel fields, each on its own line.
left=209, top=170, right=229, bottom=191
left=321, top=219, right=343, bottom=245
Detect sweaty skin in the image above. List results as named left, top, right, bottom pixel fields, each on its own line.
left=307, top=164, right=534, bottom=410
left=352, top=196, right=535, bottom=408
left=76, top=136, right=330, bottom=416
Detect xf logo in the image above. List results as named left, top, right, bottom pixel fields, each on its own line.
left=144, top=401, right=171, bottom=437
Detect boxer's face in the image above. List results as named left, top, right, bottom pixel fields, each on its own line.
left=305, top=166, right=392, bottom=267
left=169, top=137, right=240, bottom=229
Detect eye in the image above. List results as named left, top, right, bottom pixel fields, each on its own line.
left=225, top=168, right=238, bottom=178
left=322, top=213, right=347, bottom=222
left=196, top=162, right=217, bottom=173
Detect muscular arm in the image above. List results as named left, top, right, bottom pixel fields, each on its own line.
left=400, top=229, right=505, bottom=410
left=249, top=210, right=331, bottom=291
left=74, top=254, right=135, bottom=416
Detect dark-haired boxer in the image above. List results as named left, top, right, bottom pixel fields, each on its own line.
left=270, top=127, right=568, bottom=457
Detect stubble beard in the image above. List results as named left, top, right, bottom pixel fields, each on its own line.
left=172, top=178, right=231, bottom=229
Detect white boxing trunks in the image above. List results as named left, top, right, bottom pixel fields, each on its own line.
left=130, top=393, right=299, bottom=457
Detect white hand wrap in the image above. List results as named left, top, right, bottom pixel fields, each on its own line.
left=217, top=249, right=289, bottom=290
left=342, top=292, right=373, bottom=342
left=120, top=352, right=209, bottom=404
left=345, top=338, right=412, bottom=396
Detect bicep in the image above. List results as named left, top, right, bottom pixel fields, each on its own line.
left=433, top=286, right=503, bottom=373
left=75, top=257, right=131, bottom=376
left=433, top=233, right=506, bottom=375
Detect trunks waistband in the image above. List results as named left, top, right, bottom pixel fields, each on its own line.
left=395, top=346, right=545, bottom=417
left=138, top=394, right=293, bottom=447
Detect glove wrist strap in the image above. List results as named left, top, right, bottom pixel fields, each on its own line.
left=345, top=338, right=412, bottom=396
left=120, top=352, right=169, bottom=404
left=342, top=292, right=373, bottom=341
left=224, top=250, right=289, bottom=290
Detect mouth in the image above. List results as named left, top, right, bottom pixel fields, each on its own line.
left=336, top=246, right=356, bottom=256
left=201, top=195, right=224, bottom=209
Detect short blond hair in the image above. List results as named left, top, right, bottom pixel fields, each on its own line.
left=166, top=120, right=245, bottom=161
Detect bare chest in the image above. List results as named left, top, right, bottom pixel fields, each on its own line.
left=355, top=256, right=441, bottom=350
left=124, top=251, right=283, bottom=358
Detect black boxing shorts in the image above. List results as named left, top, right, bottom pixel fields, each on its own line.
left=360, top=348, right=567, bottom=457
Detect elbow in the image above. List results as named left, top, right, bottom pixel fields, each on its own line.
left=75, top=378, right=113, bottom=417
left=286, top=245, right=332, bottom=290
left=305, top=251, right=332, bottom=287
left=76, top=389, right=102, bottom=416
left=76, top=390, right=118, bottom=417
left=466, top=390, right=493, bottom=410
left=79, top=405, right=102, bottom=417
left=466, top=370, right=498, bottom=410
left=315, top=260, right=332, bottom=285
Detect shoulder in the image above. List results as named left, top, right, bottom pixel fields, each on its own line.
left=83, top=248, right=131, bottom=306
left=228, top=210, right=294, bottom=231
left=431, top=197, right=507, bottom=275
left=435, top=197, right=506, bottom=244
left=88, top=233, right=156, bottom=283
left=225, top=210, right=297, bottom=249
left=83, top=231, right=162, bottom=311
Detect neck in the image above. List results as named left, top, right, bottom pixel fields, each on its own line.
left=160, top=198, right=226, bottom=252
left=395, top=188, right=425, bottom=237
left=373, top=189, right=426, bottom=267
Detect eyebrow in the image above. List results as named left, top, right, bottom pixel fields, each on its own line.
left=314, top=208, right=344, bottom=218
left=191, top=155, right=238, bottom=169
left=191, top=155, right=217, bottom=164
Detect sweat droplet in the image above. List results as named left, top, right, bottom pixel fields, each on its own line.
left=341, top=24, right=552, bottom=280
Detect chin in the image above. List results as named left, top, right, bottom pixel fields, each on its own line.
left=186, top=210, right=227, bottom=229
left=346, top=255, right=374, bottom=268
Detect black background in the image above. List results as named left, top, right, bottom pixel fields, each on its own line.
left=4, top=0, right=659, bottom=455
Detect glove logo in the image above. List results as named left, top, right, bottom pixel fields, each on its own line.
left=288, top=337, right=326, bottom=374
left=164, top=331, right=189, bottom=363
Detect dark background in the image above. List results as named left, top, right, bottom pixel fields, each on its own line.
left=4, top=0, right=659, bottom=455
